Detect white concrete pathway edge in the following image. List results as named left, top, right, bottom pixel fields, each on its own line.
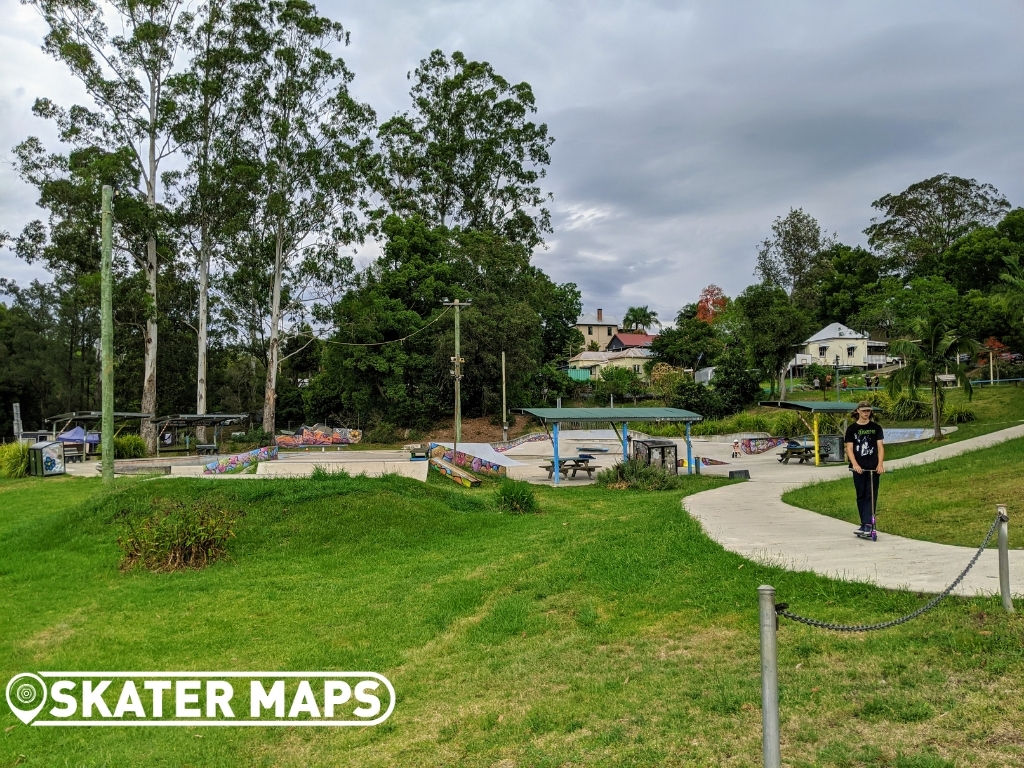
left=684, top=424, right=1024, bottom=597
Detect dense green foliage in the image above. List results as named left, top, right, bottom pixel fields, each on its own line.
left=494, top=478, right=538, bottom=514
left=116, top=496, right=239, bottom=571
left=595, top=457, right=685, bottom=490
left=0, top=441, right=30, bottom=478
left=113, top=434, right=148, bottom=459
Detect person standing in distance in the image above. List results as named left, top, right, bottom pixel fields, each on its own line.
left=845, top=402, right=885, bottom=534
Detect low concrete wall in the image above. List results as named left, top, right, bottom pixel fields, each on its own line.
left=256, top=460, right=428, bottom=481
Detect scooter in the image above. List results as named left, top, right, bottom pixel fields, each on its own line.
left=854, top=468, right=877, bottom=542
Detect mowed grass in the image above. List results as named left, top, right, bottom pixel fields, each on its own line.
left=785, top=437, right=1024, bottom=550
left=3, top=473, right=1024, bottom=766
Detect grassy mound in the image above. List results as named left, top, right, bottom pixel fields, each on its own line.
left=2, top=473, right=1024, bottom=765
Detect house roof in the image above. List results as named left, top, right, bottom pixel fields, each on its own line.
left=610, top=332, right=656, bottom=347
left=576, top=312, right=620, bottom=325
left=569, top=348, right=653, bottom=364
left=804, top=322, right=868, bottom=344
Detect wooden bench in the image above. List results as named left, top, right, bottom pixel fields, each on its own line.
left=63, top=445, right=84, bottom=463
left=540, top=459, right=601, bottom=480
left=777, top=443, right=831, bottom=465
left=196, top=444, right=219, bottom=456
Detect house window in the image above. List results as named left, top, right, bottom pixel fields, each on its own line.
left=634, top=365, right=641, bottom=373
left=587, top=326, right=593, bottom=335
left=818, top=346, right=828, bottom=357
left=847, top=346, right=856, bottom=357
left=607, top=326, right=613, bottom=336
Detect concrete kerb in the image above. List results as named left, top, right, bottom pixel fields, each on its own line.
left=684, top=424, right=1024, bottom=597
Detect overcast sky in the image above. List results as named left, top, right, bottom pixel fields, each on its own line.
left=3, top=0, right=1023, bottom=322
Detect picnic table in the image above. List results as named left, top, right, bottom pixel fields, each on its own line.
left=540, top=456, right=601, bottom=480
left=408, top=444, right=430, bottom=461
left=196, top=444, right=219, bottom=456
left=777, top=439, right=831, bottom=465
left=63, top=444, right=85, bottom=463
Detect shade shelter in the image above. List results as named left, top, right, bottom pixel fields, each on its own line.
left=152, top=414, right=249, bottom=456
left=44, top=411, right=153, bottom=457
left=515, top=407, right=703, bottom=485
left=759, top=400, right=856, bottom=466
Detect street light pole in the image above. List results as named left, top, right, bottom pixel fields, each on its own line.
left=834, top=354, right=840, bottom=402
left=501, top=350, right=508, bottom=442
left=443, top=298, right=471, bottom=460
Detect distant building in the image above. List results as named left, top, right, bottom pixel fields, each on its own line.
left=575, top=308, right=619, bottom=351
left=607, top=332, right=656, bottom=351
left=568, top=347, right=653, bottom=380
left=796, top=323, right=889, bottom=370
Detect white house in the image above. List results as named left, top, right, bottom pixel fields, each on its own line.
left=799, top=323, right=889, bottom=370
left=568, top=347, right=653, bottom=380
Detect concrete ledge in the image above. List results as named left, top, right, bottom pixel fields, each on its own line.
left=256, top=460, right=428, bottom=481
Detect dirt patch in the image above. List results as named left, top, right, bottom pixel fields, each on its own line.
left=426, top=416, right=540, bottom=443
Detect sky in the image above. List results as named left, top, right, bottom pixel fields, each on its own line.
left=2, top=0, right=1023, bottom=323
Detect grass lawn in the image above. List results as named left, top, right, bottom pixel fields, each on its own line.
left=784, top=437, right=1024, bottom=550
left=3, top=472, right=1024, bottom=766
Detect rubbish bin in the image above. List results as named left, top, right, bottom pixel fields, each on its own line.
left=820, top=434, right=845, bottom=463
left=28, top=441, right=66, bottom=477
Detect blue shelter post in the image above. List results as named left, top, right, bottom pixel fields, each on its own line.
left=685, top=421, right=693, bottom=475
left=621, top=422, right=629, bottom=462
left=552, top=421, right=561, bottom=486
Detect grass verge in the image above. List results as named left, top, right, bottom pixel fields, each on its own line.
left=784, top=437, right=1024, bottom=548
left=2, top=473, right=1024, bottom=766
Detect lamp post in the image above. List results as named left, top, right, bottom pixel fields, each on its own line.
left=100, top=185, right=114, bottom=484
left=834, top=354, right=840, bottom=402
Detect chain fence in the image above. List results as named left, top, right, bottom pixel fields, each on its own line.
left=775, top=510, right=1007, bottom=633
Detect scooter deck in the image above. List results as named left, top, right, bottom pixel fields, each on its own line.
left=854, top=530, right=877, bottom=540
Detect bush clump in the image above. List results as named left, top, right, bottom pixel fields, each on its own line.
left=596, top=458, right=683, bottom=491
left=494, top=478, right=538, bottom=514
left=116, top=498, right=240, bottom=572
left=887, top=393, right=930, bottom=422
left=944, top=402, right=977, bottom=424
left=365, top=421, right=400, bottom=444
left=113, top=434, right=148, bottom=459
left=0, top=441, right=30, bottom=478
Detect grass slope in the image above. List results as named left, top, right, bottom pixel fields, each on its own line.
left=784, top=437, right=1024, bottom=549
left=2, top=473, right=1024, bottom=766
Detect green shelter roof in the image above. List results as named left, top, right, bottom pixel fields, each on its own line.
left=759, top=400, right=859, bottom=413
left=516, top=407, right=702, bottom=423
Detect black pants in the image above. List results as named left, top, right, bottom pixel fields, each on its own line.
left=852, top=470, right=879, bottom=527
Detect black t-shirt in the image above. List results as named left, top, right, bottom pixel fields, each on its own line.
left=844, top=421, right=884, bottom=470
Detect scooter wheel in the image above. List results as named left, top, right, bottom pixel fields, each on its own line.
left=871, top=531, right=877, bottom=542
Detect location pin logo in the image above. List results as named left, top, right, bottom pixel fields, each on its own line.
left=6, top=673, right=48, bottom=725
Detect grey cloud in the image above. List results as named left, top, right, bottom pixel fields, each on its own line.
left=3, top=0, right=1023, bottom=322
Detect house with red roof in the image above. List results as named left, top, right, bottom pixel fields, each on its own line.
left=607, top=332, right=656, bottom=351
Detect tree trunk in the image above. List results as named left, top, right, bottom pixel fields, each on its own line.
left=262, top=223, right=284, bottom=437
left=196, top=222, right=210, bottom=443
left=931, top=379, right=942, bottom=440
left=140, top=81, right=160, bottom=454
left=779, top=370, right=787, bottom=402
left=140, top=233, right=159, bottom=452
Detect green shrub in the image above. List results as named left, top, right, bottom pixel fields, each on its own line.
left=494, top=478, right=538, bottom=514
left=116, top=498, right=240, bottom=572
left=943, top=403, right=977, bottom=424
left=596, top=458, right=682, bottom=490
left=0, top=441, right=30, bottom=478
left=888, top=393, right=930, bottom=421
left=113, top=434, right=147, bottom=459
left=310, top=465, right=351, bottom=480
left=365, top=421, right=400, bottom=444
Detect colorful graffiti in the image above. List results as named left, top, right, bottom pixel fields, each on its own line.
left=428, top=457, right=481, bottom=487
left=492, top=432, right=548, bottom=453
left=678, top=456, right=730, bottom=468
left=275, top=426, right=362, bottom=448
left=741, top=437, right=788, bottom=455
left=205, top=445, right=278, bottom=474
left=429, top=444, right=507, bottom=477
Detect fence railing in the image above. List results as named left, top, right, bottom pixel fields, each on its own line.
left=758, top=506, right=1012, bottom=767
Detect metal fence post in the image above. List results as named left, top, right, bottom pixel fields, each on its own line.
left=997, top=505, right=1014, bottom=614
left=759, top=585, right=781, bottom=768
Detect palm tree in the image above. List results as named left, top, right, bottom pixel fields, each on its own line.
left=622, top=306, right=661, bottom=333
left=887, top=318, right=978, bottom=440
left=998, top=253, right=1024, bottom=326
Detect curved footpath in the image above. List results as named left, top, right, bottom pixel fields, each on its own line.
left=684, top=424, right=1024, bottom=597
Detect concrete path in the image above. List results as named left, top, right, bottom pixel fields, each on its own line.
left=684, top=424, right=1024, bottom=596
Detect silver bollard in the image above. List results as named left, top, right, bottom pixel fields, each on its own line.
left=758, top=585, right=781, bottom=768
left=997, top=505, right=1014, bottom=614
